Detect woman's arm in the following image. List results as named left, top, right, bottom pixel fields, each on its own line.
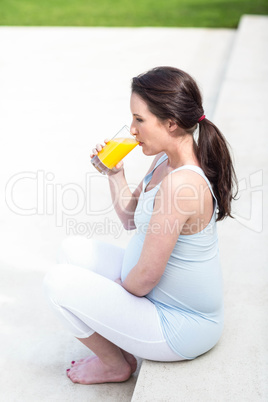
left=121, top=170, right=198, bottom=296
left=106, top=152, right=165, bottom=230
left=108, top=168, right=142, bottom=230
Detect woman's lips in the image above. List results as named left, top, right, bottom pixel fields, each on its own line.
left=138, top=142, right=144, bottom=146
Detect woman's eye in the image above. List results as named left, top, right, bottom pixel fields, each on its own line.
left=136, top=118, right=143, bottom=122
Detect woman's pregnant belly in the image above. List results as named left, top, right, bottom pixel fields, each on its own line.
left=121, top=233, right=144, bottom=281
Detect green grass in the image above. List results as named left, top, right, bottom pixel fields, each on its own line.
left=0, top=0, right=267, bottom=28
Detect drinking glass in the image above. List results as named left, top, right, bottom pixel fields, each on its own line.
left=91, top=125, right=139, bottom=175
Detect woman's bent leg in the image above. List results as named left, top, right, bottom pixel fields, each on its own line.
left=43, top=263, right=183, bottom=363
left=57, top=236, right=124, bottom=280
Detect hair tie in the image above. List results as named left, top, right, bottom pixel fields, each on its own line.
left=198, top=115, right=206, bottom=123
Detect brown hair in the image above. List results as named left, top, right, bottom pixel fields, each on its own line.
left=131, top=66, right=238, bottom=221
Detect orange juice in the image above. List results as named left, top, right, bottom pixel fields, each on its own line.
left=98, top=137, right=139, bottom=169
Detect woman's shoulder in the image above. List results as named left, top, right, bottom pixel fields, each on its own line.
left=158, top=167, right=214, bottom=221
left=172, top=165, right=208, bottom=182
left=160, top=165, right=210, bottom=194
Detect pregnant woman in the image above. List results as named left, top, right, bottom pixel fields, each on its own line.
left=43, top=66, right=237, bottom=385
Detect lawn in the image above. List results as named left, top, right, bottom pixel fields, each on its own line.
left=0, top=0, right=267, bottom=28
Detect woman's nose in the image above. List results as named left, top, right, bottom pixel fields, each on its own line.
left=130, top=122, right=138, bottom=136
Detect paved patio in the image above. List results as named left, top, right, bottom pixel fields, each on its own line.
left=0, top=15, right=267, bottom=401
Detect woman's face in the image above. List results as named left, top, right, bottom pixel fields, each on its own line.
left=130, top=93, right=169, bottom=156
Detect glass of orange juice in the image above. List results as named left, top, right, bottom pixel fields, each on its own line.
left=91, top=125, right=139, bottom=175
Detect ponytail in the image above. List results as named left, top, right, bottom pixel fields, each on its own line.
left=197, top=118, right=238, bottom=221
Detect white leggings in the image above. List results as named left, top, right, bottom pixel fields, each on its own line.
left=43, top=236, right=183, bottom=362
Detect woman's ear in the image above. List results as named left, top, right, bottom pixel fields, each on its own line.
left=168, top=119, right=178, bottom=133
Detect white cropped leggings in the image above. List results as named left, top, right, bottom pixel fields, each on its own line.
left=43, top=236, right=183, bottom=362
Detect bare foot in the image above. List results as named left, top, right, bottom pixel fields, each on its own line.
left=67, top=356, right=132, bottom=384
left=70, top=351, right=137, bottom=374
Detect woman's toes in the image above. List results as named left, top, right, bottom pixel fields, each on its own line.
left=71, top=355, right=96, bottom=367
left=68, top=368, right=77, bottom=382
left=70, top=376, right=76, bottom=383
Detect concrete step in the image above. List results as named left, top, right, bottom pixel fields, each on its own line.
left=131, top=15, right=268, bottom=402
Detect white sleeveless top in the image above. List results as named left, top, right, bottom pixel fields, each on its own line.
left=121, top=154, right=224, bottom=359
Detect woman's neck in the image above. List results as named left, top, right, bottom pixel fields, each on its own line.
left=164, top=134, right=199, bottom=170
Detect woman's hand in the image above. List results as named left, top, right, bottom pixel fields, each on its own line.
left=90, top=139, right=124, bottom=174
left=90, top=139, right=109, bottom=159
